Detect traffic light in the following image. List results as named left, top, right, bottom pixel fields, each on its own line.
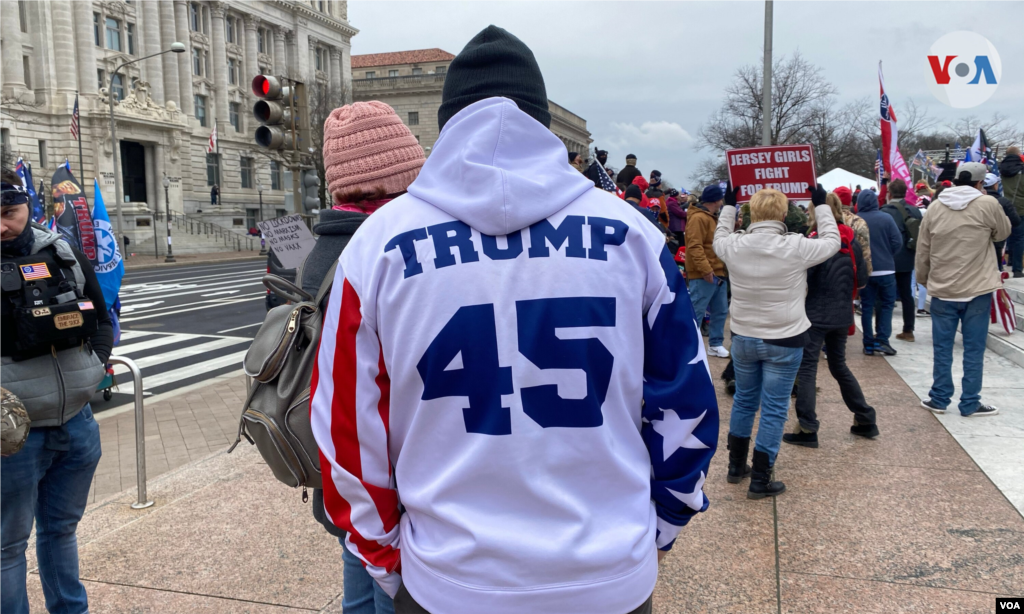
left=252, top=75, right=295, bottom=150
left=301, top=169, right=321, bottom=212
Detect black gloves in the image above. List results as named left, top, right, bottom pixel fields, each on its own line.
left=807, top=183, right=827, bottom=206
left=724, top=182, right=739, bottom=207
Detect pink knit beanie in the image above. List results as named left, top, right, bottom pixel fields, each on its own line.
left=323, top=101, right=425, bottom=200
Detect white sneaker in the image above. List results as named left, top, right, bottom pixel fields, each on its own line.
left=708, top=345, right=730, bottom=358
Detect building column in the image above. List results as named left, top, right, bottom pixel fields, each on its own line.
left=173, top=0, right=193, bottom=117
left=307, top=36, right=318, bottom=81
left=329, top=47, right=342, bottom=100
left=1, top=1, right=26, bottom=92
left=273, top=28, right=286, bottom=76
left=50, top=1, right=78, bottom=95
left=142, top=0, right=164, bottom=104
left=159, top=0, right=180, bottom=108
left=341, top=45, right=352, bottom=104
left=154, top=143, right=166, bottom=222
left=243, top=14, right=259, bottom=85
left=209, top=2, right=229, bottom=129
left=72, top=0, right=97, bottom=96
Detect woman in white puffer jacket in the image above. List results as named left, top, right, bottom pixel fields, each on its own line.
left=712, top=186, right=840, bottom=500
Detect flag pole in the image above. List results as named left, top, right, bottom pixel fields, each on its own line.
left=76, top=92, right=85, bottom=188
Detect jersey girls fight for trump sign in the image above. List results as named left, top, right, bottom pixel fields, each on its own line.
left=725, top=145, right=817, bottom=204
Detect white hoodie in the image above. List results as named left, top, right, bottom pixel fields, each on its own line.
left=311, top=97, right=719, bottom=614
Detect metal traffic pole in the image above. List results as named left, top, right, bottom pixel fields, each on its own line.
left=107, top=356, right=154, bottom=509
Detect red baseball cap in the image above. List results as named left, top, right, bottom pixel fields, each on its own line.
left=833, top=186, right=852, bottom=206
left=915, top=181, right=928, bottom=190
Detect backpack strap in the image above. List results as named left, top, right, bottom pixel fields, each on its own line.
left=315, top=261, right=338, bottom=308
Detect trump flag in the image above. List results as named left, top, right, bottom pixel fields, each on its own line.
left=879, top=62, right=917, bottom=205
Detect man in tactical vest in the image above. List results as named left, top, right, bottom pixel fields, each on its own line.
left=1, top=167, right=113, bottom=614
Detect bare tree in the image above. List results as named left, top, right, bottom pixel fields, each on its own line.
left=945, top=112, right=1023, bottom=151
left=306, top=78, right=346, bottom=207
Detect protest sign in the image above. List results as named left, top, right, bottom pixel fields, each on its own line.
left=725, top=145, right=817, bottom=204
left=50, top=164, right=97, bottom=265
left=257, top=214, right=317, bottom=269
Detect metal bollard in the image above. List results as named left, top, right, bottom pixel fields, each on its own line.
left=107, top=356, right=154, bottom=510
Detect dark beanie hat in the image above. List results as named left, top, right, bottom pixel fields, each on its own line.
left=701, top=184, right=724, bottom=203
left=438, top=25, right=550, bottom=130
left=624, top=185, right=643, bottom=201
left=568, top=152, right=578, bottom=163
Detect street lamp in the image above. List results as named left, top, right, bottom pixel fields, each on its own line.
left=161, top=175, right=175, bottom=263
left=257, top=181, right=267, bottom=255
left=109, top=41, right=186, bottom=256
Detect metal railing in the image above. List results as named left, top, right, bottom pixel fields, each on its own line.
left=165, top=212, right=258, bottom=252
left=107, top=356, right=154, bottom=510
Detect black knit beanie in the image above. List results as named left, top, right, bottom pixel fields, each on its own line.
left=438, top=25, right=550, bottom=130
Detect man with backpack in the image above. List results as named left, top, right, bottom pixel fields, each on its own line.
left=881, top=179, right=923, bottom=342
left=310, top=26, right=718, bottom=614
left=999, top=146, right=1024, bottom=277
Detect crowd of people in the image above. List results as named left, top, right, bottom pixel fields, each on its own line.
left=3, top=21, right=1022, bottom=614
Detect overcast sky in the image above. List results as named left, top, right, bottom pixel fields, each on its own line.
left=349, top=1, right=1023, bottom=190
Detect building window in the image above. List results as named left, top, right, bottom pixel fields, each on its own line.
left=18, top=0, right=28, bottom=32
left=38, top=140, right=47, bottom=168
left=246, top=208, right=258, bottom=229
left=257, top=27, right=266, bottom=53
left=195, top=95, right=207, bottom=127
left=226, top=16, right=236, bottom=43
left=110, top=74, right=125, bottom=101
left=97, top=69, right=105, bottom=90
left=315, top=48, right=325, bottom=72
left=228, top=58, right=237, bottom=84
left=105, top=17, right=121, bottom=51
left=93, top=13, right=100, bottom=45
left=22, top=56, right=31, bottom=89
left=190, top=2, right=199, bottom=31
left=1, top=129, right=10, bottom=157
left=412, top=67, right=422, bottom=75
left=436, top=66, right=446, bottom=74
left=240, top=156, right=254, bottom=189
left=389, top=69, right=398, bottom=77
left=364, top=71, right=375, bottom=78
left=229, top=102, right=240, bottom=132
left=318, top=0, right=324, bottom=11
left=206, top=153, right=220, bottom=186
left=192, top=48, right=202, bottom=75
left=127, top=23, right=135, bottom=55
left=408, top=112, right=419, bottom=126
left=270, top=161, right=281, bottom=190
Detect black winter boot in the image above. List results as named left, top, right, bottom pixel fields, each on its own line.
left=726, top=434, right=752, bottom=484
left=782, top=430, right=819, bottom=448
left=747, top=450, right=786, bottom=499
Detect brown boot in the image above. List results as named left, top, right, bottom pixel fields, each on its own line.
left=896, top=331, right=915, bottom=342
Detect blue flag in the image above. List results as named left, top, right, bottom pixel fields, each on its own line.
left=15, top=158, right=45, bottom=223
left=91, top=179, right=124, bottom=308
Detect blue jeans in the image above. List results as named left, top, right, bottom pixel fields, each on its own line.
left=729, top=336, right=803, bottom=463
left=861, top=274, right=897, bottom=348
left=1, top=405, right=101, bottom=614
left=342, top=541, right=395, bottom=614
left=928, top=294, right=992, bottom=415
left=687, top=278, right=729, bottom=347
left=1008, top=223, right=1024, bottom=275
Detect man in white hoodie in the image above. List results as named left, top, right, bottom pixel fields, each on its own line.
left=916, top=162, right=1010, bottom=417
left=310, top=26, right=719, bottom=614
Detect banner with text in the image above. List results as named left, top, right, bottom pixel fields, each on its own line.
left=50, top=165, right=97, bottom=265
left=257, top=214, right=317, bottom=269
left=726, top=145, right=817, bottom=204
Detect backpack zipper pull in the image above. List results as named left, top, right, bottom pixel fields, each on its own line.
left=302, top=486, right=308, bottom=503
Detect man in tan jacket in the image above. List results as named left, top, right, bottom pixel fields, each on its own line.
left=916, top=162, right=1011, bottom=417
left=686, top=185, right=730, bottom=357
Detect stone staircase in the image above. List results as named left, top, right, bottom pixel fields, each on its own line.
left=131, top=214, right=260, bottom=257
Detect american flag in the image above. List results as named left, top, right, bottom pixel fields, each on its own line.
left=206, top=125, right=217, bottom=154
left=590, top=161, right=617, bottom=192
left=70, top=94, right=80, bottom=140
left=20, top=263, right=51, bottom=280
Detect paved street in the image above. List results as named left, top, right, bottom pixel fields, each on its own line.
left=90, top=260, right=267, bottom=415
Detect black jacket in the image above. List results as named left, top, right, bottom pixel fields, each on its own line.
left=804, top=235, right=868, bottom=329
left=584, top=161, right=608, bottom=189
left=616, top=165, right=642, bottom=187
left=880, top=199, right=922, bottom=273
left=986, top=188, right=1022, bottom=252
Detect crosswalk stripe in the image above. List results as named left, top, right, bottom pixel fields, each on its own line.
left=119, top=294, right=265, bottom=322
left=111, top=338, right=248, bottom=374
left=120, top=276, right=264, bottom=302
left=122, top=266, right=265, bottom=287
left=118, top=331, right=156, bottom=342
left=114, top=333, right=205, bottom=355
left=114, top=350, right=248, bottom=394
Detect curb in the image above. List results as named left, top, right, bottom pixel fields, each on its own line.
left=124, top=254, right=264, bottom=272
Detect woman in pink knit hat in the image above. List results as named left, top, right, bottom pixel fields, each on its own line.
left=301, top=100, right=424, bottom=614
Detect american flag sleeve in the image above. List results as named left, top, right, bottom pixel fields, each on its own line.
left=310, top=264, right=402, bottom=597
left=641, top=247, right=720, bottom=551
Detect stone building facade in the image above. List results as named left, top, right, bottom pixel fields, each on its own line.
left=0, top=0, right=356, bottom=245
left=352, top=48, right=592, bottom=159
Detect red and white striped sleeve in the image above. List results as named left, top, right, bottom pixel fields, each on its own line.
left=310, top=263, right=402, bottom=597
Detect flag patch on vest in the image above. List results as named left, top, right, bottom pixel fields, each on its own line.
left=78, top=301, right=94, bottom=310
left=19, top=263, right=50, bottom=280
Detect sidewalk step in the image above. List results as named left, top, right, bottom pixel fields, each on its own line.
left=923, top=297, right=1024, bottom=369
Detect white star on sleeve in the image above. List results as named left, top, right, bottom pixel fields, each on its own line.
left=651, top=408, right=709, bottom=461
left=647, top=288, right=676, bottom=330
left=667, top=471, right=707, bottom=511
left=688, top=319, right=711, bottom=382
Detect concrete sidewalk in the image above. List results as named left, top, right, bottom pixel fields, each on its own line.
left=23, top=337, right=1024, bottom=613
